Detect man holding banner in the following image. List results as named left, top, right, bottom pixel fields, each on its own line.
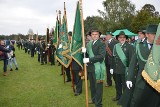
left=83, top=30, right=106, bottom=107
left=126, top=24, right=160, bottom=107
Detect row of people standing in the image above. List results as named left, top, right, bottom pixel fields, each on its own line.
left=23, top=38, right=56, bottom=65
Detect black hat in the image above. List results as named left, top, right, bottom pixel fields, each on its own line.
left=146, top=24, right=158, bottom=34
left=40, top=37, right=44, bottom=40
left=116, top=31, right=128, bottom=40
left=106, top=31, right=112, bottom=35
left=137, top=27, right=146, bottom=34
left=68, top=31, right=72, bottom=36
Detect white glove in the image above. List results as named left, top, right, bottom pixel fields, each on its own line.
left=126, top=81, right=133, bottom=89
left=110, top=69, right=113, bottom=74
left=48, top=44, right=51, bottom=46
left=43, top=52, right=45, bottom=54
left=58, top=44, right=62, bottom=49
left=82, top=47, right=86, bottom=53
left=28, top=49, right=30, bottom=51
left=83, top=58, right=89, bottom=63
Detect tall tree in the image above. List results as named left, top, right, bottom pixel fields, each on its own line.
left=84, top=16, right=104, bottom=34
left=98, top=0, right=135, bottom=31
left=131, top=4, right=160, bottom=32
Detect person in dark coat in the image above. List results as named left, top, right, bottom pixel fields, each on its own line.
left=111, top=31, right=134, bottom=101
left=104, top=31, right=118, bottom=87
left=48, top=39, right=56, bottom=65
left=118, top=28, right=147, bottom=107
left=83, top=30, right=106, bottom=107
left=126, top=24, right=160, bottom=107
left=0, top=39, right=10, bottom=76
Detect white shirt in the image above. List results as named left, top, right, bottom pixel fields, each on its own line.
left=147, top=40, right=153, bottom=49
left=141, top=38, right=146, bottom=42
left=108, top=38, right=112, bottom=44
left=93, top=39, right=98, bottom=45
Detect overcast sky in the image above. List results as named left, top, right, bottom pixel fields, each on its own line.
left=0, top=0, right=159, bottom=35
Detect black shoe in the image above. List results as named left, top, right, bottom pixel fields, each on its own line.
left=105, top=84, right=112, bottom=87
left=112, top=97, right=120, bottom=101
left=15, top=68, right=18, bottom=70
left=74, top=92, right=81, bottom=96
left=88, top=100, right=94, bottom=104
left=66, top=79, right=71, bottom=82
left=10, top=68, right=13, bottom=71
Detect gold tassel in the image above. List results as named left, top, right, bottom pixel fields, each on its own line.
left=142, top=70, right=160, bottom=93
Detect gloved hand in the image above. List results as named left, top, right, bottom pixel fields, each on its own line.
left=10, top=51, right=13, bottom=56
left=58, top=44, right=62, bottom=49
left=83, top=58, right=89, bottom=63
left=82, top=47, right=86, bottom=53
left=110, top=69, right=113, bottom=74
left=126, top=81, right=133, bottom=89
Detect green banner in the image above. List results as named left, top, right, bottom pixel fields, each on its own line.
left=56, top=14, right=72, bottom=68
left=71, top=1, right=83, bottom=69
left=142, top=23, right=160, bottom=93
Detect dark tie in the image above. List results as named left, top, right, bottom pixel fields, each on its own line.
left=148, top=43, right=153, bottom=49
left=150, top=44, right=153, bottom=49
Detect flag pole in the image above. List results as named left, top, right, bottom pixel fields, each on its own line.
left=58, top=10, right=65, bottom=84
left=79, top=0, right=88, bottom=107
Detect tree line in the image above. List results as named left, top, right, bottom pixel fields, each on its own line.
left=84, top=0, right=160, bottom=35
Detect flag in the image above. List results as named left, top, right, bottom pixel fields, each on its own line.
left=53, top=16, right=59, bottom=47
left=142, top=23, right=160, bottom=93
left=56, top=3, right=72, bottom=68
left=71, top=1, right=83, bottom=69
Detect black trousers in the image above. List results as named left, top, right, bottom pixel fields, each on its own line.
left=41, top=52, right=47, bottom=64
left=88, top=72, right=103, bottom=107
left=105, top=64, right=112, bottom=86
left=50, top=54, right=55, bottom=65
left=3, top=59, right=7, bottom=72
left=31, top=49, right=34, bottom=57
left=38, top=53, right=40, bottom=62
left=114, top=73, right=126, bottom=99
left=73, top=70, right=82, bottom=93
left=65, top=66, right=71, bottom=81
left=130, top=84, right=160, bottom=107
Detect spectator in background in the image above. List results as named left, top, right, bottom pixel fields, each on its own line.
left=0, top=39, right=10, bottom=76
left=8, top=41, right=18, bottom=71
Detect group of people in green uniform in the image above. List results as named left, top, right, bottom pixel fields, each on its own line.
left=82, top=24, right=160, bottom=107
left=2, top=23, right=159, bottom=107
left=22, top=37, right=56, bottom=65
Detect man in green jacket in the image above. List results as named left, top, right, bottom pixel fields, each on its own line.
left=105, top=31, right=118, bottom=87
left=111, top=31, right=134, bottom=101
left=126, top=24, right=159, bottom=107
left=82, top=30, right=106, bottom=107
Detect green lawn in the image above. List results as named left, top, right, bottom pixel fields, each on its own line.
left=0, top=48, right=120, bottom=107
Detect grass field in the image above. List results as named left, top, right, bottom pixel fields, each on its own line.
left=0, top=47, right=120, bottom=107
